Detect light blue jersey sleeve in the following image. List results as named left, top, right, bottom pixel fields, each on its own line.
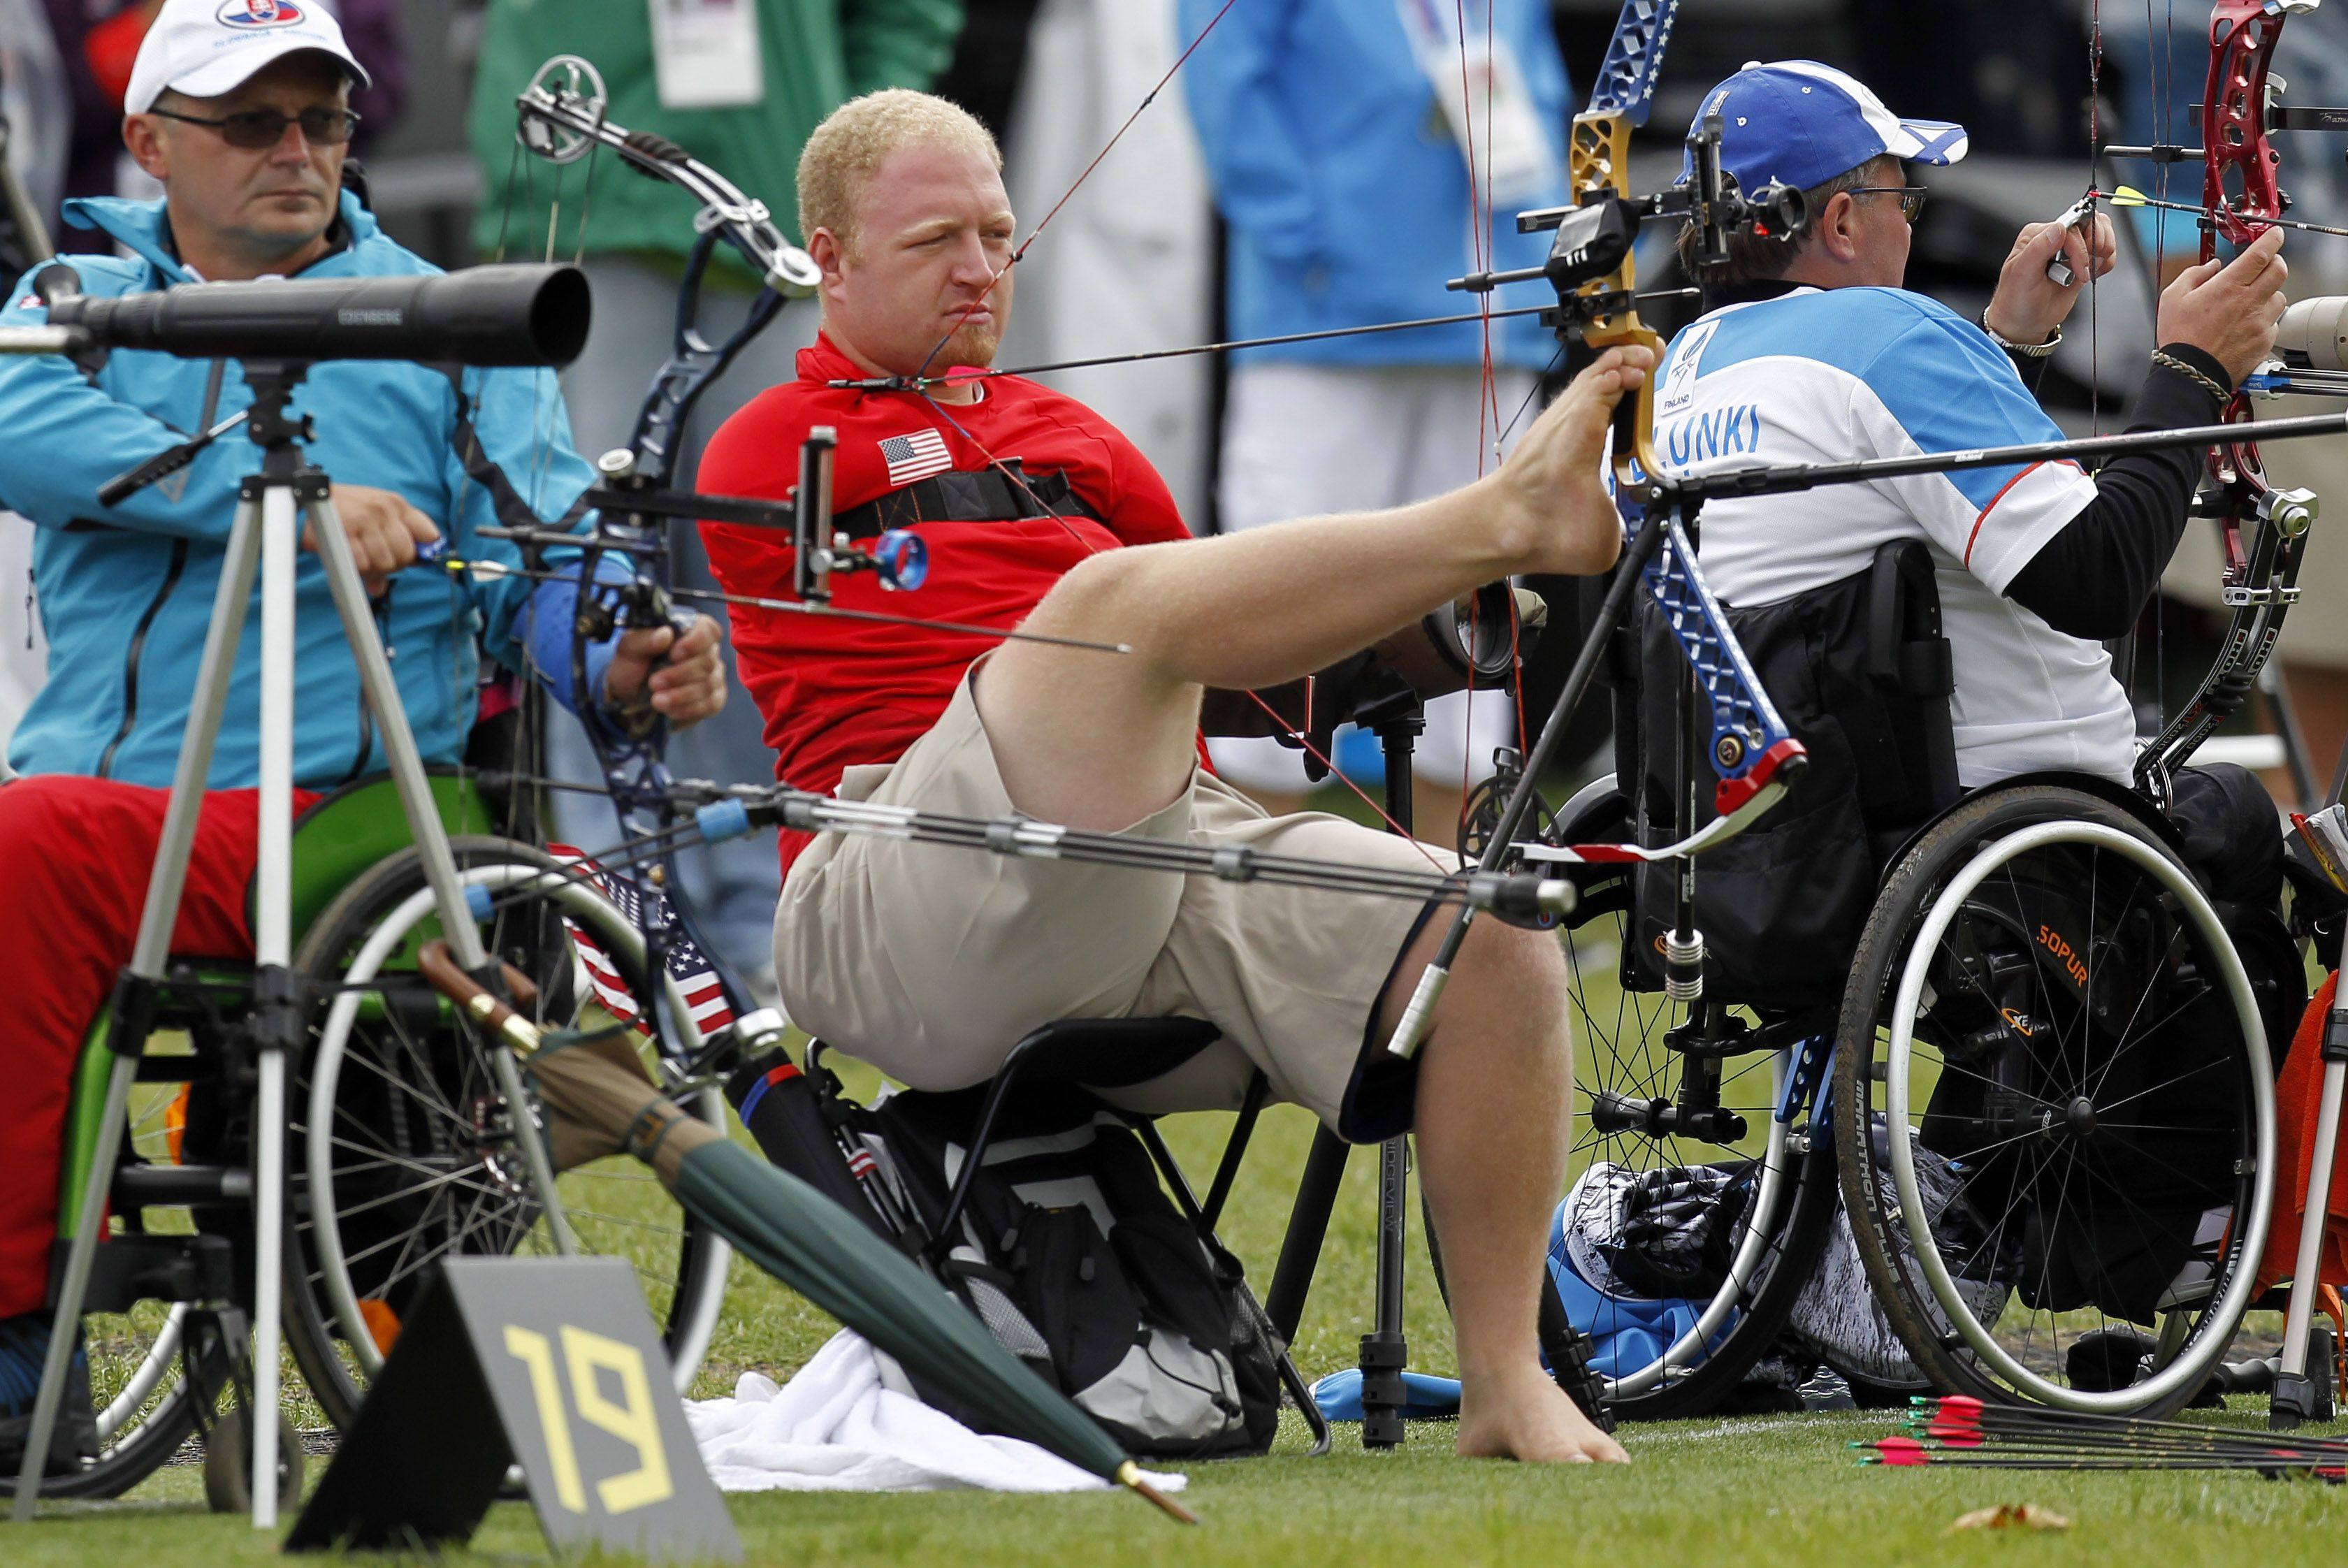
left=1856, top=308, right=2071, bottom=511
left=1844, top=301, right=2096, bottom=588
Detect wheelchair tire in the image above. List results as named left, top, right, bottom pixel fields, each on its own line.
left=199, top=1401, right=303, bottom=1516
left=1832, top=785, right=2277, bottom=1417
left=282, top=838, right=732, bottom=1432
left=1537, top=781, right=1840, bottom=1421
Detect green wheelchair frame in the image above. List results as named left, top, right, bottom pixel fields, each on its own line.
left=34, top=772, right=492, bottom=1507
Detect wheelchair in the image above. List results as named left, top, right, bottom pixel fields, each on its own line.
left=1525, top=540, right=2287, bottom=1419
left=10, top=770, right=732, bottom=1504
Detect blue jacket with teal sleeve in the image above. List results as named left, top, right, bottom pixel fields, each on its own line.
left=0, top=190, right=611, bottom=790
left=1177, top=0, right=1572, bottom=370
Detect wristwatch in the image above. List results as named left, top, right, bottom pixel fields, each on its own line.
left=1982, top=308, right=2061, bottom=358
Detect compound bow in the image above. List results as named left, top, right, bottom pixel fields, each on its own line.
left=2096, top=1, right=2334, bottom=802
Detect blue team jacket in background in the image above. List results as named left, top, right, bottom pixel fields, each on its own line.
left=0, top=189, right=604, bottom=791
left=1177, top=0, right=1572, bottom=371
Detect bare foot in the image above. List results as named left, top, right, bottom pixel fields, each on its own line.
left=1456, top=1371, right=1630, bottom=1463
left=1486, top=344, right=1652, bottom=578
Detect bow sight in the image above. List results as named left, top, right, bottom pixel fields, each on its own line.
left=1444, top=113, right=1808, bottom=322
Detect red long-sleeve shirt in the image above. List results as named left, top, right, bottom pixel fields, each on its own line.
left=698, top=334, right=1191, bottom=874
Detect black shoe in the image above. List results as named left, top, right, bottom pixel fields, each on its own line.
left=0, top=1313, right=98, bottom=1476
left=2065, top=1326, right=2157, bottom=1394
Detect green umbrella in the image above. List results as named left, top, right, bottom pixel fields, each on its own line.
left=419, top=943, right=1194, bottom=1523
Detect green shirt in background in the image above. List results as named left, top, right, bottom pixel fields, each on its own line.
left=468, top=0, right=964, bottom=263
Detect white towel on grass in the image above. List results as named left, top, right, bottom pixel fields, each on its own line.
left=684, top=1330, right=1189, bottom=1496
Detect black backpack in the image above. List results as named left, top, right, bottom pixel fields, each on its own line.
left=727, top=1047, right=1282, bottom=1459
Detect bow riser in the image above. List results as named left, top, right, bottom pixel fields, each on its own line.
left=2201, top=0, right=2316, bottom=252
left=1565, top=108, right=1666, bottom=488
left=1638, top=513, right=1801, bottom=812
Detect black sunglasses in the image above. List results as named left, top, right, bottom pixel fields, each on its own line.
left=150, top=106, right=361, bottom=150
left=1846, top=186, right=1929, bottom=224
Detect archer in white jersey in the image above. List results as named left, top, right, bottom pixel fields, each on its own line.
left=1657, top=285, right=2118, bottom=786
left=1655, top=61, right=2287, bottom=799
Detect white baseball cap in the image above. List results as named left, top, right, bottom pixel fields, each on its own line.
left=125, top=0, right=370, bottom=116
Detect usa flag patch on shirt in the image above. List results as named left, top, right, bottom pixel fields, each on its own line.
left=879, top=428, right=952, bottom=486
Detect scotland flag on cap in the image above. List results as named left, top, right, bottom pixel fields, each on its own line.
left=1679, top=60, right=1968, bottom=195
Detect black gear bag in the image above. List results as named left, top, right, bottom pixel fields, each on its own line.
left=726, top=1047, right=1281, bottom=1459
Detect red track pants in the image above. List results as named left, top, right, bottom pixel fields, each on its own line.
left=0, top=776, right=317, bottom=1320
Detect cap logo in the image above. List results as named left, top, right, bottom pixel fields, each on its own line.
left=215, top=0, right=305, bottom=27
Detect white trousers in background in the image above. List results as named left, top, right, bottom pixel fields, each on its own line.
left=1209, top=361, right=1539, bottom=794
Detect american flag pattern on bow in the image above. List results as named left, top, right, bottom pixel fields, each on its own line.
left=547, top=844, right=737, bottom=1036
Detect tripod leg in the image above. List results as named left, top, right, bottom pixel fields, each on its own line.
left=11, top=495, right=261, bottom=1520
left=302, top=493, right=577, bottom=1258
left=247, top=481, right=305, bottom=1528
left=1361, top=713, right=1421, bottom=1449
left=2275, top=1047, right=2347, bottom=1430
left=1361, top=1135, right=1410, bottom=1450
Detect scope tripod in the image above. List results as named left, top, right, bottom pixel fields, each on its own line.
left=1247, top=671, right=1435, bottom=1448
left=10, top=360, right=575, bottom=1527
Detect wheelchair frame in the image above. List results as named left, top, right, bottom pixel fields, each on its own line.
left=17, top=774, right=732, bottom=1505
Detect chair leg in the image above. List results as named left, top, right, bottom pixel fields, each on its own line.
left=931, top=1031, right=1050, bottom=1251
left=1266, top=1126, right=1351, bottom=1346
left=1275, top=1319, right=1333, bottom=1457
left=1201, top=1073, right=1269, bottom=1231
left=1128, top=1117, right=1332, bottom=1458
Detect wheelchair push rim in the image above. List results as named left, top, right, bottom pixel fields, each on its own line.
left=1880, top=818, right=2276, bottom=1413
left=301, top=855, right=730, bottom=1398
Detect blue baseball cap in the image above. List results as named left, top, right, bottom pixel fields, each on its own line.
left=1678, top=60, right=1969, bottom=194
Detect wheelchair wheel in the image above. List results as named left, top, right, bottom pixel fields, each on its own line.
left=1548, top=781, right=1839, bottom=1419
left=1832, top=785, right=2276, bottom=1416
left=284, top=839, right=732, bottom=1431
left=5, top=1035, right=249, bottom=1502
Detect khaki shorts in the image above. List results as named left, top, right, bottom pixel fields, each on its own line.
left=774, top=674, right=1445, bottom=1140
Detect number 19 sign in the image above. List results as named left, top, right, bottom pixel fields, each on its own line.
left=288, top=1257, right=739, bottom=1561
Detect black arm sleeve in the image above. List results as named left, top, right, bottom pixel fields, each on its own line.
left=2001, top=343, right=2229, bottom=641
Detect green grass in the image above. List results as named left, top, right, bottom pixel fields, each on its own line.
left=18, top=1080, right=2348, bottom=1565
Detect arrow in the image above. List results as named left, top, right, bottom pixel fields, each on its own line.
left=2107, top=185, right=2348, bottom=240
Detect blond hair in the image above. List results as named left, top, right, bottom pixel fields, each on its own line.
left=797, top=90, right=1002, bottom=252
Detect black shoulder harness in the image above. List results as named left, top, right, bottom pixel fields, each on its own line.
left=832, top=460, right=1103, bottom=541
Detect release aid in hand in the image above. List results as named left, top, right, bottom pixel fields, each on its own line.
left=2043, top=192, right=2096, bottom=287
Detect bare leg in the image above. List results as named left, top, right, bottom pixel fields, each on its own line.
left=969, top=349, right=1646, bottom=829
left=1412, top=778, right=1468, bottom=855
left=1402, top=914, right=1627, bottom=1463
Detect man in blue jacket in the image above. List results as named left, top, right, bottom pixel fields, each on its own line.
left=1180, top=0, right=1571, bottom=839
left=0, top=0, right=723, bottom=1462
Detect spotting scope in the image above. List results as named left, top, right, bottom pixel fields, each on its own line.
left=36, top=262, right=590, bottom=367
left=2278, top=296, right=2348, bottom=372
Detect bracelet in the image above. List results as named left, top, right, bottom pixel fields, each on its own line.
left=2150, top=349, right=2230, bottom=403
left=1981, top=308, right=2061, bottom=357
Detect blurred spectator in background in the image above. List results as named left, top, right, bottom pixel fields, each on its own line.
left=1179, top=0, right=1571, bottom=839
left=466, top=0, right=962, bottom=994
left=932, top=0, right=1039, bottom=141
left=992, top=0, right=1212, bottom=525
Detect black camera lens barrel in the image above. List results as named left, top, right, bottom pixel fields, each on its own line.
left=42, top=263, right=590, bottom=368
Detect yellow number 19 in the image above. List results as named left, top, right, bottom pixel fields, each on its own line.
left=502, top=1324, right=676, bottom=1515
